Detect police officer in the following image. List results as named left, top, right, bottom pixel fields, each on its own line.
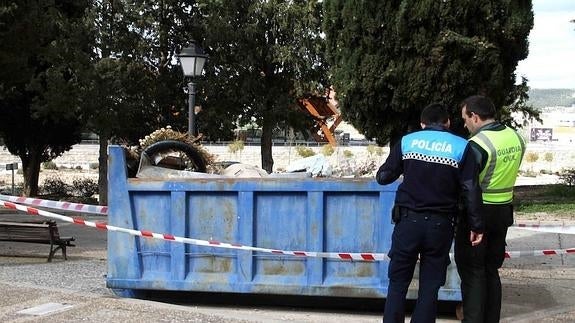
left=377, top=103, right=484, bottom=323
left=455, top=95, right=525, bottom=322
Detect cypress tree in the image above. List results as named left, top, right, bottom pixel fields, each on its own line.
left=324, top=0, right=536, bottom=143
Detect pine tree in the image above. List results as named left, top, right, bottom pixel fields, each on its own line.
left=0, top=1, right=94, bottom=196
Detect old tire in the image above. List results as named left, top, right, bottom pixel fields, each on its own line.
left=142, top=140, right=207, bottom=173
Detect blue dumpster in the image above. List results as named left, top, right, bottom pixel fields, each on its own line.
left=106, top=145, right=461, bottom=300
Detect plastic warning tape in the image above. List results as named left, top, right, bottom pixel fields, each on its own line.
left=505, top=248, right=575, bottom=258
left=0, top=200, right=385, bottom=262
left=2, top=200, right=574, bottom=261
left=512, top=225, right=575, bottom=235
left=0, top=194, right=107, bottom=215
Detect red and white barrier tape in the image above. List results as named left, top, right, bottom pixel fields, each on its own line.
left=512, top=226, right=575, bottom=235
left=0, top=194, right=107, bottom=215
left=505, top=248, right=575, bottom=258
left=2, top=200, right=575, bottom=261
left=0, top=200, right=384, bottom=262
left=1, top=194, right=573, bottom=232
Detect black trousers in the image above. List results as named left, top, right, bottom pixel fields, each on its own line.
left=454, top=203, right=513, bottom=323
left=383, top=209, right=455, bottom=323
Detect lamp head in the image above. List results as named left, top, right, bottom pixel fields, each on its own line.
left=177, top=42, right=208, bottom=77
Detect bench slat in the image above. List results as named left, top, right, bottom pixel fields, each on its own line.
left=0, top=220, right=75, bottom=261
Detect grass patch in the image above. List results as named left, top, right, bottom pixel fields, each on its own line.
left=514, top=184, right=575, bottom=219
left=516, top=203, right=575, bottom=213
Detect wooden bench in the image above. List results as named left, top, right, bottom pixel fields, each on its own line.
left=0, top=220, right=75, bottom=262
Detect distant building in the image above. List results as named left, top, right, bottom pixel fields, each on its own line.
left=528, top=106, right=575, bottom=143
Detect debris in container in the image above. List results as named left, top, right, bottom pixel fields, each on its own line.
left=136, top=151, right=220, bottom=179
left=122, top=126, right=214, bottom=178
left=123, top=127, right=380, bottom=179
left=123, top=127, right=274, bottom=179
left=220, top=163, right=269, bottom=178
left=285, top=154, right=332, bottom=177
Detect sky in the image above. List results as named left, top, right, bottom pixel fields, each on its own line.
left=515, top=0, right=575, bottom=89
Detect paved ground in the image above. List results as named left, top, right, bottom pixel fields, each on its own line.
left=1, top=209, right=575, bottom=322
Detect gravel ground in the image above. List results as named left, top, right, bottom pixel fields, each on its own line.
left=0, top=255, right=255, bottom=322
left=0, top=256, right=110, bottom=295
left=0, top=254, right=385, bottom=322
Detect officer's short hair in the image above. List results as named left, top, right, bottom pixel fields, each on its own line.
left=420, top=103, right=449, bottom=126
left=461, top=95, right=496, bottom=120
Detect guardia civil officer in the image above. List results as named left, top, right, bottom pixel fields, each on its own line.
left=377, top=103, right=484, bottom=323
left=455, top=95, right=525, bottom=322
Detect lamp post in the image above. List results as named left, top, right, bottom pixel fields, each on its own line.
left=177, top=42, right=208, bottom=138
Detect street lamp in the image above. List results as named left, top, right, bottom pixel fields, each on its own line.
left=177, top=41, right=208, bottom=138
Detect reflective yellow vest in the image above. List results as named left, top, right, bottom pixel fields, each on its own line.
left=470, top=127, right=525, bottom=204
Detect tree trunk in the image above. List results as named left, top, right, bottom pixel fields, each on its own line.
left=21, top=149, right=42, bottom=197
left=260, top=116, right=274, bottom=173
left=98, top=134, right=109, bottom=206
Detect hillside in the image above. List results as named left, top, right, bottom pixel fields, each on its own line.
left=528, top=88, right=575, bottom=109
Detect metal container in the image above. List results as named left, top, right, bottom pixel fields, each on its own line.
left=106, top=145, right=461, bottom=300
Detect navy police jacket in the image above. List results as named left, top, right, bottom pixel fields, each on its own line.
left=376, top=126, right=483, bottom=233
